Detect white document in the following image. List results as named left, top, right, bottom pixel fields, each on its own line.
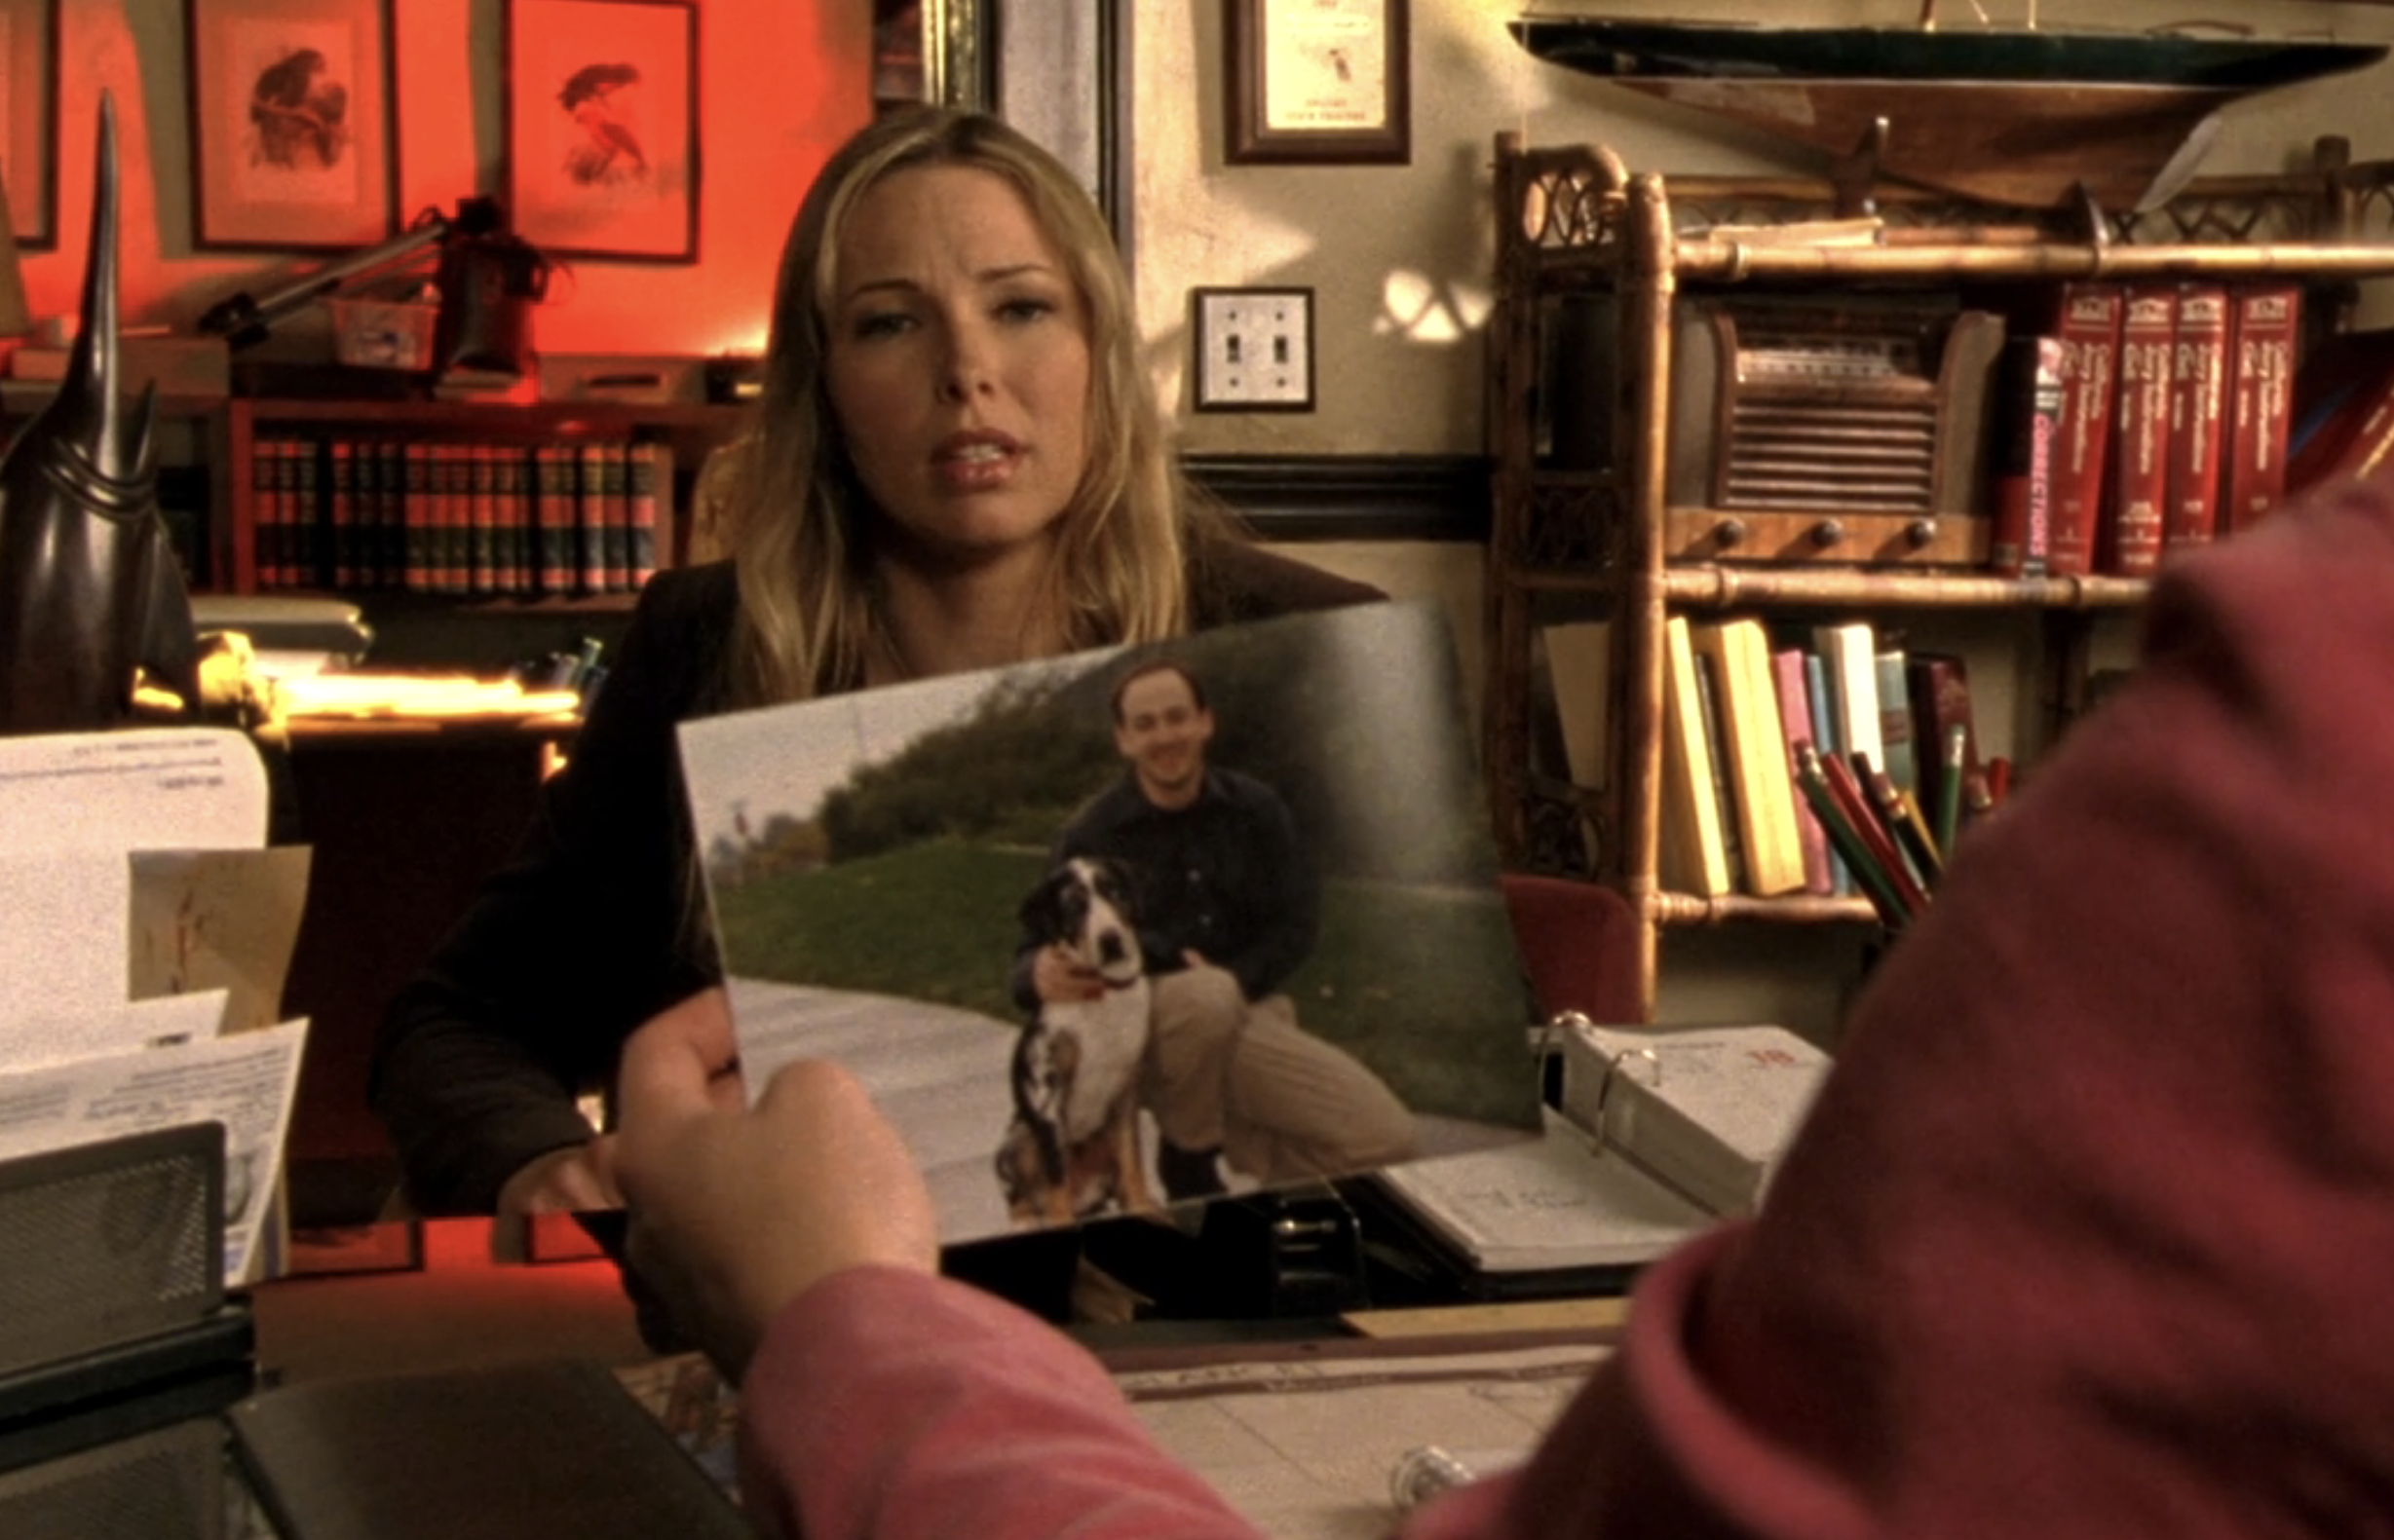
left=0, top=727, right=269, bottom=853
left=0, top=848, right=147, bottom=1046
left=0, top=1015, right=310, bottom=1286
left=0, top=728, right=309, bottom=1286
left=0, top=990, right=235, bottom=1070
left=0, top=729, right=274, bottom=1060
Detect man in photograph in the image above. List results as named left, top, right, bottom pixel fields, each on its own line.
left=1018, top=658, right=1414, bottom=1201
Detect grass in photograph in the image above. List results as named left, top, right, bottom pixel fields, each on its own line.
left=713, top=838, right=1539, bottom=1128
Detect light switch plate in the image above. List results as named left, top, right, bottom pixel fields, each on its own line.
left=1192, top=286, right=1315, bottom=411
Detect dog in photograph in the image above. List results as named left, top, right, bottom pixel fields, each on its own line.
left=997, top=855, right=1159, bottom=1223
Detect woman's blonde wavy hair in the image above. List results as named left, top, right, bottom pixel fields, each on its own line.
left=710, top=107, right=1213, bottom=709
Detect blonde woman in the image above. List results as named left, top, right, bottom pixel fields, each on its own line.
left=369, top=109, right=1378, bottom=1329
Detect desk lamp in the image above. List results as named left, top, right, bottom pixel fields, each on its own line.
left=196, top=197, right=506, bottom=353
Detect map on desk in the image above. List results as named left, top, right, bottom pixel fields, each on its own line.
left=677, top=600, right=1544, bottom=1246
left=618, top=1329, right=1609, bottom=1539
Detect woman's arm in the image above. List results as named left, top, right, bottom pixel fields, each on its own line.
left=369, top=565, right=734, bottom=1213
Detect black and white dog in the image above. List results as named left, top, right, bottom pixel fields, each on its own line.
left=997, top=856, right=1158, bottom=1222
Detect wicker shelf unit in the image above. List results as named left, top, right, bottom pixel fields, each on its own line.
left=1484, top=132, right=2394, bottom=1021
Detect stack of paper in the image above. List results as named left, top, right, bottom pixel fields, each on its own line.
left=0, top=728, right=312, bottom=1285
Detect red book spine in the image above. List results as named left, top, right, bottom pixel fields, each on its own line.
left=1989, top=335, right=2065, bottom=578
left=2104, top=286, right=2176, bottom=577
left=469, top=443, right=500, bottom=596
left=535, top=443, right=575, bottom=596
left=440, top=442, right=473, bottom=596
left=273, top=436, right=300, bottom=589
left=402, top=442, right=434, bottom=593
left=329, top=438, right=358, bottom=587
left=2048, top=282, right=2123, bottom=577
left=497, top=445, right=532, bottom=595
left=250, top=436, right=282, bottom=589
left=2223, top=283, right=2301, bottom=532
left=382, top=440, right=410, bottom=589
left=361, top=440, right=391, bottom=589
left=600, top=441, right=632, bottom=592
left=291, top=438, right=322, bottom=589
left=2163, top=284, right=2228, bottom=555
left=627, top=440, right=663, bottom=584
left=577, top=441, right=611, bottom=596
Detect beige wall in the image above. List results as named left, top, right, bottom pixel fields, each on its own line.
left=1136, top=0, right=2394, bottom=461
left=1161, top=0, right=2394, bottom=1030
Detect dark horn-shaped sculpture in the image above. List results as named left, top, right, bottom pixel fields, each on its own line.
left=0, top=94, right=201, bottom=733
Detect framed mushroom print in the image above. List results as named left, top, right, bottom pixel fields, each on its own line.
left=185, top=0, right=397, bottom=251
left=504, top=0, right=700, bottom=263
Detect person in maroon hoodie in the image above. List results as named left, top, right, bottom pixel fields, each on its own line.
left=616, top=470, right=2394, bottom=1540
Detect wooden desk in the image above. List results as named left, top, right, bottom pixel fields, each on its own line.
left=276, top=716, right=576, bottom=1221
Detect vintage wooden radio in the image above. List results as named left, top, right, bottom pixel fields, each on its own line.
left=1664, top=295, right=2004, bottom=565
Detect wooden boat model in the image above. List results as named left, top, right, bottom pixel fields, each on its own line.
left=1509, top=12, right=2390, bottom=209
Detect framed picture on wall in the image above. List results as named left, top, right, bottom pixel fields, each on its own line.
left=184, top=0, right=398, bottom=251
left=0, top=0, right=56, bottom=251
left=1225, top=0, right=1410, bottom=167
left=504, top=0, right=699, bottom=264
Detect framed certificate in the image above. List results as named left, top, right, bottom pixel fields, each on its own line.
left=1225, top=0, right=1409, bottom=166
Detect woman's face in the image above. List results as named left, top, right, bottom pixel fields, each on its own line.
left=824, top=163, right=1093, bottom=571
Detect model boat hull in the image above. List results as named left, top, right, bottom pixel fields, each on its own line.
left=1620, top=75, right=2245, bottom=208
left=1511, top=18, right=2390, bottom=207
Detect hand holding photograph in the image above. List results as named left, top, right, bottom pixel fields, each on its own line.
left=677, top=602, right=1545, bottom=1245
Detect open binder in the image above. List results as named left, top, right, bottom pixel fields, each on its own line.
left=1363, top=1018, right=1829, bottom=1296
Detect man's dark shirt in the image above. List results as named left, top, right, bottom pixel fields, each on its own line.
left=1035, top=767, right=1316, bottom=1003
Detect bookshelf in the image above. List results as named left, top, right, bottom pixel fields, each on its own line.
left=209, top=397, right=751, bottom=602
left=1484, top=132, right=2394, bottom=1022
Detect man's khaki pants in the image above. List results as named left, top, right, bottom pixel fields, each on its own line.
left=1140, top=962, right=1416, bottom=1183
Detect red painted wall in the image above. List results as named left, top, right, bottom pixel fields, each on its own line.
left=15, top=1, right=871, bottom=361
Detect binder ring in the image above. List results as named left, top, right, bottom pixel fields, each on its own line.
left=1590, top=1046, right=1662, bottom=1153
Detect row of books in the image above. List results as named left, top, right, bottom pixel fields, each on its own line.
left=1659, top=615, right=1999, bottom=926
left=1990, top=280, right=2299, bottom=580
left=248, top=435, right=672, bottom=597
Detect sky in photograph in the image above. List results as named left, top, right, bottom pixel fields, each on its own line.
left=677, top=647, right=1118, bottom=845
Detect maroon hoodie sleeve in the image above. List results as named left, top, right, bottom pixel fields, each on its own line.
left=1515, top=472, right=2394, bottom=1539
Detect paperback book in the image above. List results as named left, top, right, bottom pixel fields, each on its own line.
left=676, top=601, right=1544, bottom=1246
